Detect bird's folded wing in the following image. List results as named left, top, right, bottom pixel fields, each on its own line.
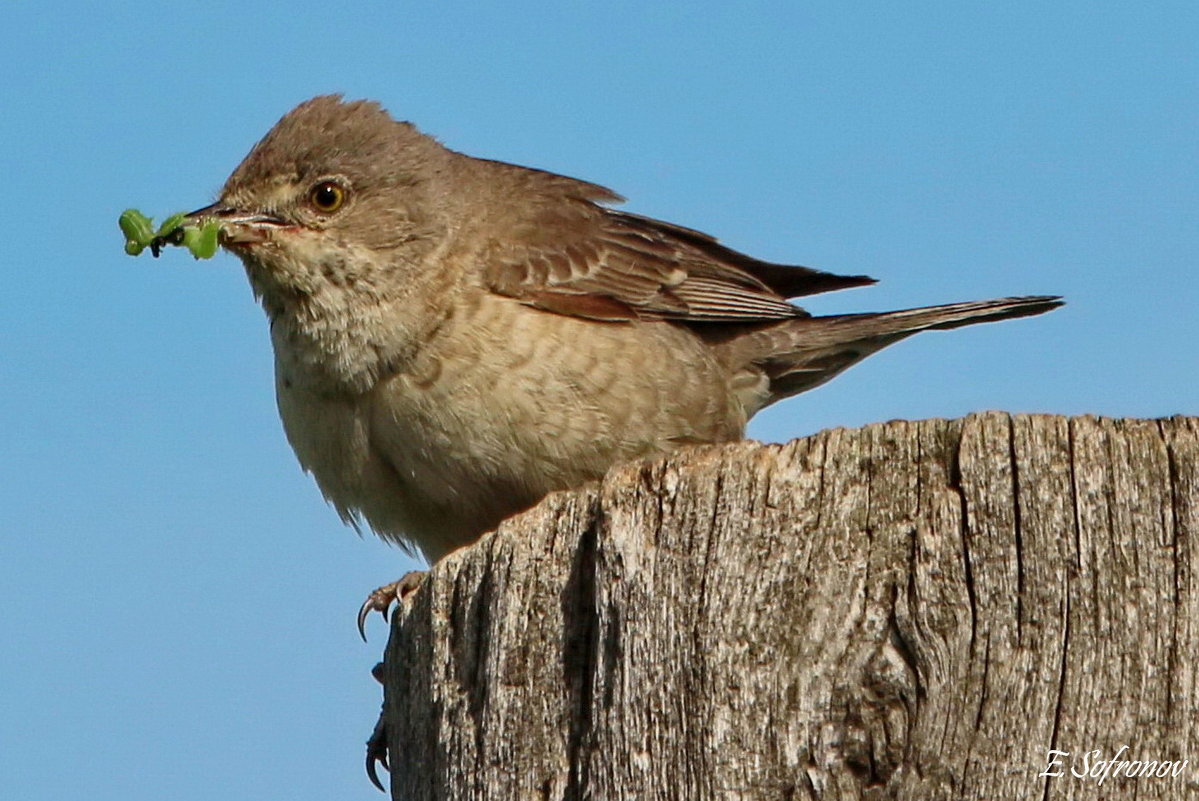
left=483, top=206, right=875, bottom=323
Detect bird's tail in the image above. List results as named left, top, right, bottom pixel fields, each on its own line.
left=727, top=295, right=1062, bottom=408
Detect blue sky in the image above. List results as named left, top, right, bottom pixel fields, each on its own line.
left=2, top=2, right=1195, bottom=799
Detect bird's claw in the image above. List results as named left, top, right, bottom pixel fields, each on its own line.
left=358, top=572, right=426, bottom=790
left=365, top=711, right=390, bottom=793
left=357, top=570, right=427, bottom=642
left=356, top=589, right=391, bottom=642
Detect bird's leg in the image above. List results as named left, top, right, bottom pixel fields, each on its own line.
left=360, top=571, right=425, bottom=790
left=357, top=570, right=427, bottom=641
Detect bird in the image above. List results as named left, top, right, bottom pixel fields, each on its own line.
left=159, top=94, right=1061, bottom=790
left=171, top=93, right=1059, bottom=616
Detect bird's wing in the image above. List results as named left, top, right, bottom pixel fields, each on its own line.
left=482, top=205, right=876, bottom=323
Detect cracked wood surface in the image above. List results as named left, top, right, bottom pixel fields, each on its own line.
left=379, top=412, right=1199, bottom=800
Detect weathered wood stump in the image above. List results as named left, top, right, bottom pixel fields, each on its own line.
left=379, top=412, right=1199, bottom=800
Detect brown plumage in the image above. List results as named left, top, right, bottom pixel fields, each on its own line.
left=181, top=95, right=1061, bottom=563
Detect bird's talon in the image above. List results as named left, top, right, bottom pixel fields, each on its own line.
left=357, top=570, right=428, bottom=642
left=366, top=711, right=390, bottom=792
left=365, top=750, right=389, bottom=793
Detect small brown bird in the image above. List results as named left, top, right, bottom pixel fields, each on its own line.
left=178, top=93, right=1059, bottom=602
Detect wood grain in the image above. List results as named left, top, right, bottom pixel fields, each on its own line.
left=379, top=413, right=1199, bottom=800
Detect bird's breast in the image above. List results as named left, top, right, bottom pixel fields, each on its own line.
left=274, top=292, right=749, bottom=558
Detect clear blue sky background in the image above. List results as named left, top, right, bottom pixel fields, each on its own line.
left=2, top=2, right=1195, bottom=799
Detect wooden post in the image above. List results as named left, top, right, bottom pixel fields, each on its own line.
left=378, top=412, right=1199, bottom=800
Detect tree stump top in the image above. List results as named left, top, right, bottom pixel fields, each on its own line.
left=381, top=413, right=1199, bottom=800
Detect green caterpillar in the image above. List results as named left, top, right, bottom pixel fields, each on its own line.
left=119, top=209, right=221, bottom=259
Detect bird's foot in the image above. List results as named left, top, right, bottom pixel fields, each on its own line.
left=357, top=570, right=427, bottom=641
left=365, top=661, right=390, bottom=792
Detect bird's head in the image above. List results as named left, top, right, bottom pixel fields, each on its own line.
left=184, top=95, right=452, bottom=308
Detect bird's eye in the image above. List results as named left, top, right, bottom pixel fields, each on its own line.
left=309, top=181, right=346, bottom=213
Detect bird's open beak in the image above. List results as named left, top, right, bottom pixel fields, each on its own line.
left=183, top=203, right=289, bottom=247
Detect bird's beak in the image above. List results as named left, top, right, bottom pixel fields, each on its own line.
left=183, top=202, right=289, bottom=246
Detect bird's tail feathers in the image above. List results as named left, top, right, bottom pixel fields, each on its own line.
left=736, top=295, right=1062, bottom=407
